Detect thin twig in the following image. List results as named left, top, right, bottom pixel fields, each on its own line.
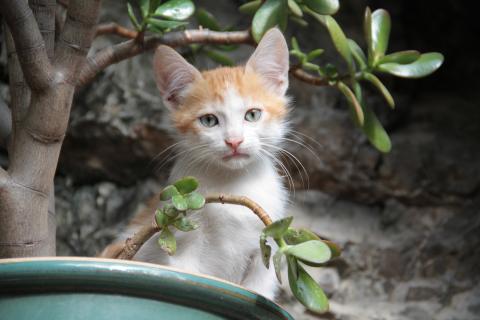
left=95, top=22, right=138, bottom=39
left=290, top=68, right=329, bottom=86
left=205, top=194, right=272, bottom=226
left=111, top=194, right=273, bottom=260
left=116, top=221, right=160, bottom=260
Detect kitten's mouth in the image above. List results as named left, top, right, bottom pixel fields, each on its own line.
left=222, top=151, right=250, bottom=161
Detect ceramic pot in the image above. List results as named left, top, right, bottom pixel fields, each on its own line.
left=0, top=257, right=293, bottom=320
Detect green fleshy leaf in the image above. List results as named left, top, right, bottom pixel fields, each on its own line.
left=287, top=255, right=298, bottom=280
left=364, top=7, right=373, bottom=65
left=174, top=176, right=199, bottom=194
left=290, top=16, right=309, bottom=27
left=291, top=37, right=300, bottom=51
left=322, top=240, right=341, bottom=259
left=196, top=8, right=220, bottom=31
left=308, top=10, right=354, bottom=73
left=239, top=0, right=262, bottom=15
left=285, top=240, right=331, bottom=264
left=362, top=106, right=392, bottom=153
left=284, top=228, right=321, bottom=245
left=337, top=81, right=364, bottom=126
left=303, top=0, right=339, bottom=15
left=370, top=9, right=391, bottom=63
left=262, top=216, right=293, bottom=239
left=324, top=63, right=338, bottom=78
left=140, top=0, right=150, bottom=18
left=163, top=204, right=179, bottom=218
left=284, top=229, right=342, bottom=263
left=260, top=235, right=272, bottom=268
left=252, top=0, right=287, bottom=43
left=158, top=227, right=177, bottom=255
left=347, top=39, right=367, bottom=70
left=376, top=52, right=444, bottom=78
left=148, top=18, right=188, bottom=32
left=155, top=209, right=169, bottom=227
left=174, top=217, right=199, bottom=232
left=325, top=16, right=354, bottom=73
left=273, top=250, right=284, bottom=283
left=185, top=191, right=205, bottom=210
left=154, top=0, right=195, bottom=20
left=204, top=49, right=234, bottom=66
left=306, top=48, right=324, bottom=61
left=159, top=185, right=180, bottom=201
left=172, top=194, right=188, bottom=211
left=352, top=81, right=363, bottom=103
left=362, top=72, right=395, bottom=108
left=378, top=50, right=420, bottom=65
left=288, top=264, right=329, bottom=313
left=303, top=62, right=321, bottom=72
left=127, top=3, right=141, bottom=30
left=288, top=0, right=303, bottom=17
left=151, top=0, right=162, bottom=11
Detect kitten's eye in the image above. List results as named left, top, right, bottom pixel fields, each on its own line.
left=245, top=108, right=262, bottom=122
left=199, top=114, right=219, bottom=127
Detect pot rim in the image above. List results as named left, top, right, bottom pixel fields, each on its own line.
left=0, top=257, right=294, bottom=320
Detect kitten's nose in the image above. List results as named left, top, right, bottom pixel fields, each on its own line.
left=225, top=138, right=244, bottom=151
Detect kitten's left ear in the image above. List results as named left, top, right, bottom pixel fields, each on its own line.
left=245, top=28, right=289, bottom=96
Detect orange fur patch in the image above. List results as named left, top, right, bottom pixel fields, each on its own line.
left=172, top=67, right=288, bottom=133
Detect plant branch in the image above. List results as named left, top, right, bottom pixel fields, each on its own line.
left=290, top=67, right=329, bottom=86
left=111, top=194, right=273, bottom=260
left=116, top=221, right=160, bottom=260
left=205, top=194, right=272, bottom=226
left=30, top=0, right=56, bottom=59
left=0, top=96, right=12, bottom=149
left=95, top=22, right=138, bottom=39
left=54, top=0, right=101, bottom=83
left=80, top=25, right=331, bottom=88
left=78, top=29, right=254, bottom=86
left=0, top=0, right=53, bottom=91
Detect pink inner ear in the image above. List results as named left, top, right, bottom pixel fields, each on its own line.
left=153, top=45, right=202, bottom=109
left=245, top=29, right=289, bottom=96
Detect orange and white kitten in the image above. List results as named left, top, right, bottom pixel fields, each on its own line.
left=130, top=29, right=289, bottom=299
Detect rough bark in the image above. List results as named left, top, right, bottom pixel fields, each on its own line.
left=0, top=0, right=101, bottom=258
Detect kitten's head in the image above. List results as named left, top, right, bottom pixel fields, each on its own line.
left=153, top=29, right=289, bottom=170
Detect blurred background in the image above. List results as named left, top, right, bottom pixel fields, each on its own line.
left=1, top=1, right=479, bottom=319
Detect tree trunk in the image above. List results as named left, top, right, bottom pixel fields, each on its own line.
left=0, top=0, right=101, bottom=258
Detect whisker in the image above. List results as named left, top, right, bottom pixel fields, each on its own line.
left=154, top=143, right=210, bottom=174
left=260, top=142, right=309, bottom=190
left=260, top=148, right=295, bottom=196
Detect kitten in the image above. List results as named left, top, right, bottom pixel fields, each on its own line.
left=106, top=29, right=290, bottom=300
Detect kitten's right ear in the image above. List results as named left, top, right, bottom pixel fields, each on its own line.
left=153, top=45, right=202, bottom=110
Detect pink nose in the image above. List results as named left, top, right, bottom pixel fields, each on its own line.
left=225, top=138, right=244, bottom=151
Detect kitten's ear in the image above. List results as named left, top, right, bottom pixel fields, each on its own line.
left=153, top=45, right=202, bottom=110
left=245, top=28, right=289, bottom=96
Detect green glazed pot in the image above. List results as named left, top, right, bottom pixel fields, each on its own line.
left=0, top=257, right=293, bottom=320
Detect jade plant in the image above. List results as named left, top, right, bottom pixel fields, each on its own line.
left=125, top=0, right=443, bottom=153
left=112, top=176, right=340, bottom=313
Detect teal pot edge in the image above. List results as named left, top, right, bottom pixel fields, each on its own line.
left=0, top=257, right=294, bottom=320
